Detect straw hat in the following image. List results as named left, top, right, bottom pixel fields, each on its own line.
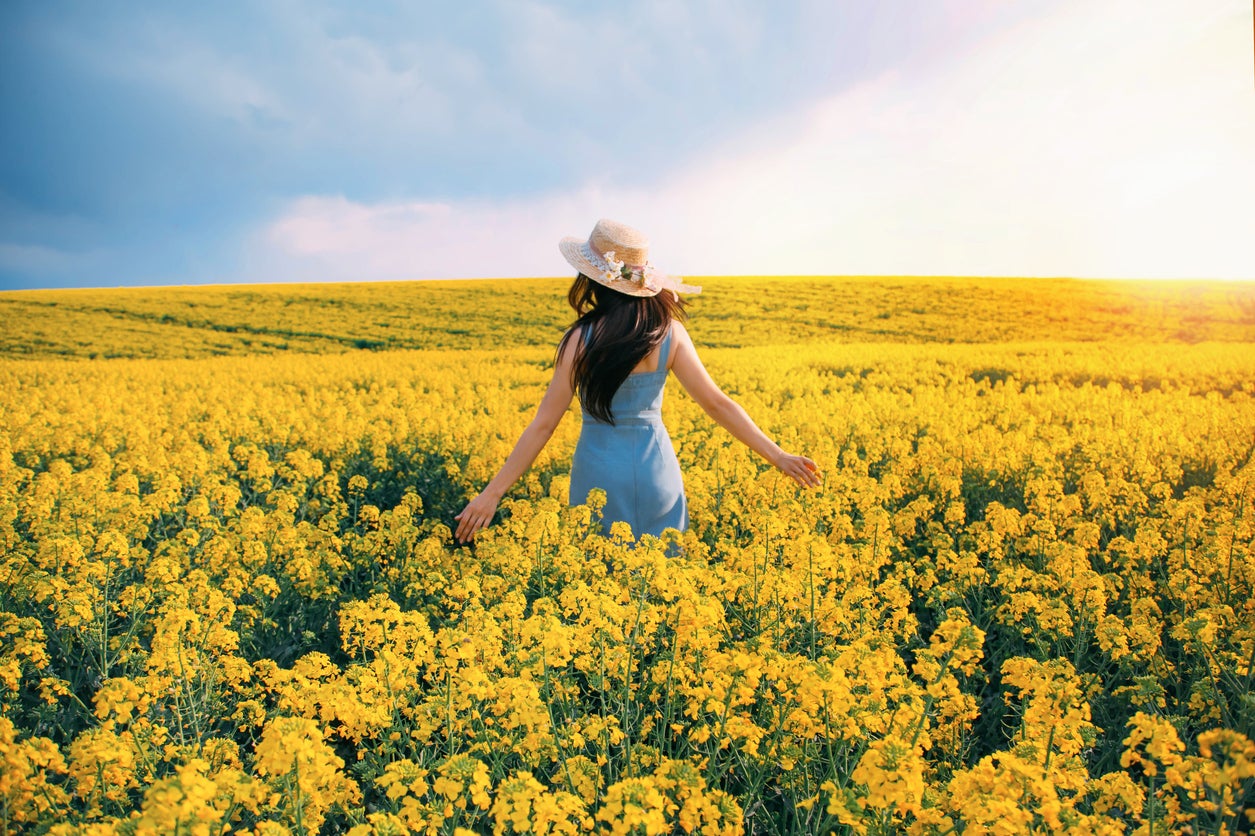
left=559, top=219, right=701, bottom=298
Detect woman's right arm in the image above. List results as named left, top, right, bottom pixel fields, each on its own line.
left=669, top=322, right=821, bottom=488
left=453, top=332, right=579, bottom=542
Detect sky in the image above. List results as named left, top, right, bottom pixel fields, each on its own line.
left=1, top=0, right=1252, bottom=290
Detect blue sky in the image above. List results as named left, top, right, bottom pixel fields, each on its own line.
left=2, top=0, right=1252, bottom=290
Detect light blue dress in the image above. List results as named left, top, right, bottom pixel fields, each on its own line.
left=569, top=325, right=688, bottom=538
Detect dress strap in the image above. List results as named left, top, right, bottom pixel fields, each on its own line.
left=657, top=324, right=674, bottom=373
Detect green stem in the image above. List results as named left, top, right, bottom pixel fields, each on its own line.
left=706, top=672, right=743, bottom=784
left=808, top=543, right=817, bottom=661
left=541, top=645, right=574, bottom=795
left=445, top=669, right=455, bottom=756
left=291, top=761, right=306, bottom=836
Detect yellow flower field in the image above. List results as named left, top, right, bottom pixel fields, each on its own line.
left=1, top=276, right=1254, bottom=834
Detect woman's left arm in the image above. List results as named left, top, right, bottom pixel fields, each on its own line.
left=669, top=322, right=822, bottom=489
left=454, top=337, right=578, bottom=543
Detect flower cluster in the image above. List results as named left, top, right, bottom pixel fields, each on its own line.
left=599, top=250, right=661, bottom=293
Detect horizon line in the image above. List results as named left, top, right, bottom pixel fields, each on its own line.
left=4, top=273, right=1255, bottom=294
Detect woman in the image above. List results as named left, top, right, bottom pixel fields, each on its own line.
left=454, top=219, right=820, bottom=544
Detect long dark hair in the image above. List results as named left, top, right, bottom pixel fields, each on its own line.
left=556, top=274, right=688, bottom=425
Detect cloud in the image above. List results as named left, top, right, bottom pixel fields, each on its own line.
left=253, top=0, right=1255, bottom=282
left=247, top=191, right=612, bottom=282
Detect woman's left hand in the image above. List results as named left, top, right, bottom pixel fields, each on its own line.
left=454, top=492, right=499, bottom=543
left=775, top=453, right=823, bottom=489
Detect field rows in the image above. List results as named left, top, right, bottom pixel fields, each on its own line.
left=3, top=276, right=1254, bottom=359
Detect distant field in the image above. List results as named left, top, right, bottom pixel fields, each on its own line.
left=2, top=275, right=1254, bottom=358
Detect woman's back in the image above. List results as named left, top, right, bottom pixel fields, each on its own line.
left=579, top=322, right=673, bottom=422
left=626, top=328, right=670, bottom=375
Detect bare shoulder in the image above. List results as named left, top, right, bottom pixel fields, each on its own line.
left=556, top=327, right=582, bottom=366
left=667, top=319, right=693, bottom=368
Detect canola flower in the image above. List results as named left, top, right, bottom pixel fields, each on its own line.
left=1, top=278, right=1254, bottom=833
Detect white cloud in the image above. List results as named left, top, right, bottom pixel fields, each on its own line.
left=253, top=0, right=1255, bottom=282
left=249, top=191, right=615, bottom=282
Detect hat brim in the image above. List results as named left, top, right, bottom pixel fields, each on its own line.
left=558, top=236, right=700, bottom=298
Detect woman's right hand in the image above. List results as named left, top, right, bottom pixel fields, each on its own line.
left=454, top=492, right=500, bottom=543
left=775, top=453, right=823, bottom=488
